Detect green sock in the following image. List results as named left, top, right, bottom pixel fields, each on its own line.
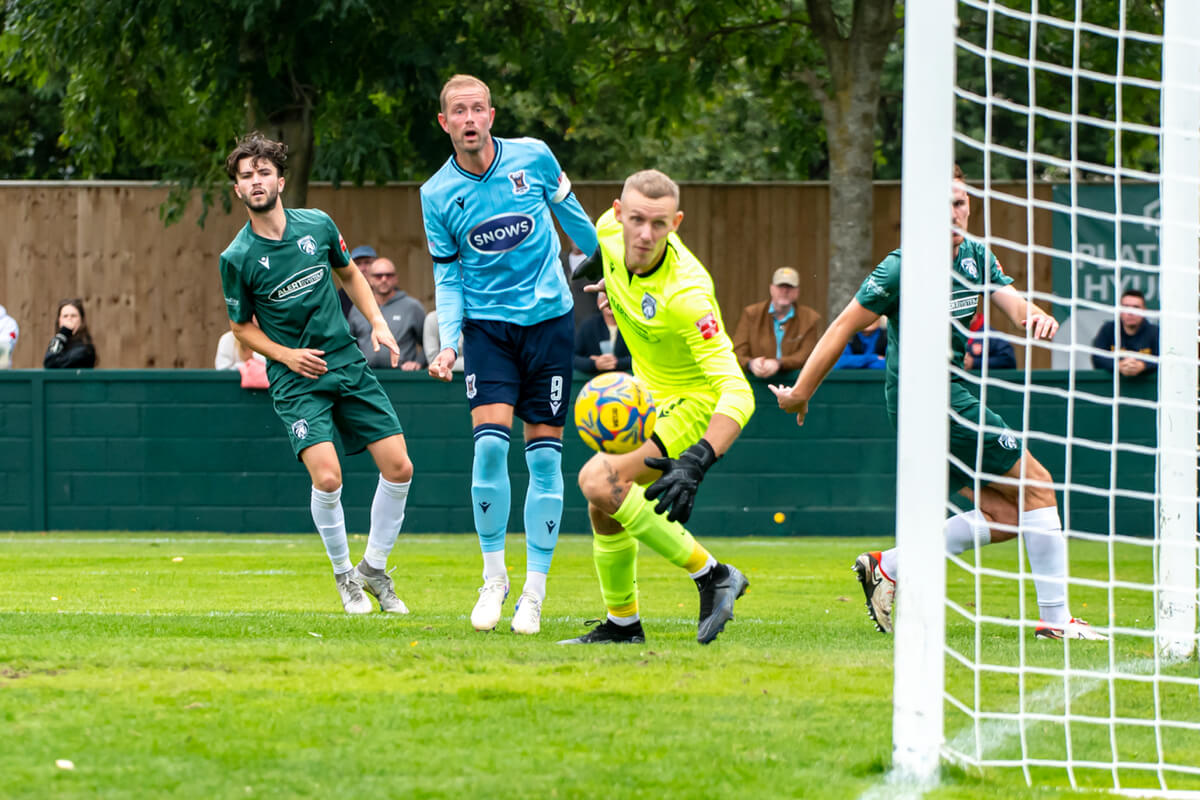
left=611, top=482, right=709, bottom=570
left=593, top=528, right=638, bottom=617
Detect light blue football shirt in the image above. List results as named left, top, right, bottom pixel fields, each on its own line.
left=420, top=136, right=598, bottom=355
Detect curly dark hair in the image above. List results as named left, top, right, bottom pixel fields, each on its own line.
left=224, top=132, right=288, bottom=179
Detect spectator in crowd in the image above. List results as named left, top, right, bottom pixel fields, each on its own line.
left=963, top=309, right=1017, bottom=370
left=0, top=304, right=18, bottom=369
left=732, top=266, right=823, bottom=379
left=834, top=316, right=887, bottom=370
left=574, top=292, right=631, bottom=375
left=562, top=243, right=600, bottom=327
left=44, top=298, right=96, bottom=369
left=1091, top=288, right=1158, bottom=377
left=215, top=327, right=266, bottom=370
left=339, top=244, right=378, bottom=317
left=423, top=309, right=463, bottom=372
left=349, top=257, right=426, bottom=370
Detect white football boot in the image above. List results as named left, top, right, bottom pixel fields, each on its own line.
left=510, top=592, right=543, bottom=635
left=471, top=575, right=509, bottom=631
left=335, top=568, right=373, bottom=615
left=1035, top=618, right=1108, bottom=640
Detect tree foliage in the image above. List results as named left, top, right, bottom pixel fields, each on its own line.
left=955, top=0, right=1164, bottom=180
left=1, top=1, right=835, bottom=199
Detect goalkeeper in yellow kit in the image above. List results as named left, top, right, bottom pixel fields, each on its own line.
left=559, top=170, right=755, bottom=645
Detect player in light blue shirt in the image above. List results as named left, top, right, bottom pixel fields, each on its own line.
left=421, top=74, right=598, bottom=636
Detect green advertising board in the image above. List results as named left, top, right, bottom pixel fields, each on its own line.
left=1050, top=183, right=1159, bottom=368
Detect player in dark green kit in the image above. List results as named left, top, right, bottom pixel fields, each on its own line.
left=770, top=165, right=1104, bottom=641
left=219, top=133, right=416, bottom=615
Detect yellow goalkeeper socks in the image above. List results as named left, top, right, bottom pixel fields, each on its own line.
left=592, top=527, right=639, bottom=619
left=612, top=481, right=712, bottom=572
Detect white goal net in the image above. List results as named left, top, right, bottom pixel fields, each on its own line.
left=895, top=0, right=1200, bottom=794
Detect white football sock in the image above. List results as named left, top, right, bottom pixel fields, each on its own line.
left=482, top=550, right=507, bottom=583
left=310, top=486, right=351, bottom=574
left=608, top=612, right=640, bottom=626
left=945, top=509, right=991, bottom=555
left=364, top=476, right=411, bottom=570
left=522, top=570, right=547, bottom=601
left=878, top=510, right=992, bottom=582
left=879, top=548, right=898, bottom=581
left=1021, top=505, right=1070, bottom=625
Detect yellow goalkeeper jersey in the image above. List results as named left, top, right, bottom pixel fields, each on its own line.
left=595, top=208, right=754, bottom=429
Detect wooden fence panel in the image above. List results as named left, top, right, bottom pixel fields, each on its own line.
left=0, top=180, right=1055, bottom=369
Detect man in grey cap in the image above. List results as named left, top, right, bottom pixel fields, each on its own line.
left=340, top=245, right=378, bottom=317
left=731, top=266, right=823, bottom=379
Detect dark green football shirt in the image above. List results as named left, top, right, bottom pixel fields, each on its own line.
left=219, top=208, right=360, bottom=386
left=854, top=239, right=1013, bottom=416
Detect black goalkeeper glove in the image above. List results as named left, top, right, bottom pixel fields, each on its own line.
left=572, top=246, right=604, bottom=282
left=643, top=439, right=718, bottom=524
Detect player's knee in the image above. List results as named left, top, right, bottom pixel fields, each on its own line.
left=311, top=470, right=342, bottom=493
left=380, top=455, right=414, bottom=484
left=578, top=454, right=627, bottom=515
left=1021, top=456, right=1056, bottom=508
left=473, top=426, right=511, bottom=473
left=525, top=440, right=563, bottom=487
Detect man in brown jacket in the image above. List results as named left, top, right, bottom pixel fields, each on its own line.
left=732, top=267, right=823, bottom=378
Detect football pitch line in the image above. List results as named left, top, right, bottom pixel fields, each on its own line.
left=860, top=656, right=1171, bottom=800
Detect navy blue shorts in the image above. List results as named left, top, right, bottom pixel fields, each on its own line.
left=462, top=311, right=574, bottom=426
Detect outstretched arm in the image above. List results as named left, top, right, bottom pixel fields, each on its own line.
left=991, top=285, right=1058, bottom=341
left=770, top=299, right=880, bottom=425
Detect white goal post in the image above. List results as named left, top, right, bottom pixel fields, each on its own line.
left=895, top=0, right=1200, bottom=793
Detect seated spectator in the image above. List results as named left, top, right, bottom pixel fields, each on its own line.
left=339, top=244, right=377, bottom=317
left=44, top=298, right=96, bottom=369
left=574, top=293, right=631, bottom=375
left=732, top=266, right=823, bottom=378
left=214, top=328, right=266, bottom=370
left=1091, top=288, right=1158, bottom=377
left=0, top=304, right=18, bottom=369
left=834, top=316, right=887, bottom=370
left=963, top=309, right=1016, bottom=370
left=423, top=309, right=464, bottom=373
left=348, top=257, right=426, bottom=370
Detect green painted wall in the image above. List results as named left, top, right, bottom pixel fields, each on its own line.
left=0, top=370, right=1157, bottom=537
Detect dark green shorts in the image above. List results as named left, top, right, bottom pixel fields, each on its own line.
left=270, top=359, right=403, bottom=460
left=946, top=382, right=1022, bottom=492
left=887, top=381, right=1022, bottom=493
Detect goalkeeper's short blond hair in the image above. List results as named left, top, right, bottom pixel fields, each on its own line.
left=622, top=170, right=679, bottom=205
left=439, top=74, right=492, bottom=113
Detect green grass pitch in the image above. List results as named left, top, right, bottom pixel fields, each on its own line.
left=1, top=532, right=1197, bottom=799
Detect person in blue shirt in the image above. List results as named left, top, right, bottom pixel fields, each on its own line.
left=420, top=74, right=599, bottom=636
left=833, top=316, right=887, bottom=370
left=1091, top=289, right=1158, bottom=377
left=963, top=309, right=1017, bottom=370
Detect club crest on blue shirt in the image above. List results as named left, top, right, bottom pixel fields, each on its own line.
left=297, top=235, right=318, bottom=256
left=508, top=170, right=530, bottom=195
left=960, top=257, right=979, bottom=279
left=641, top=293, right=657, bottom=319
